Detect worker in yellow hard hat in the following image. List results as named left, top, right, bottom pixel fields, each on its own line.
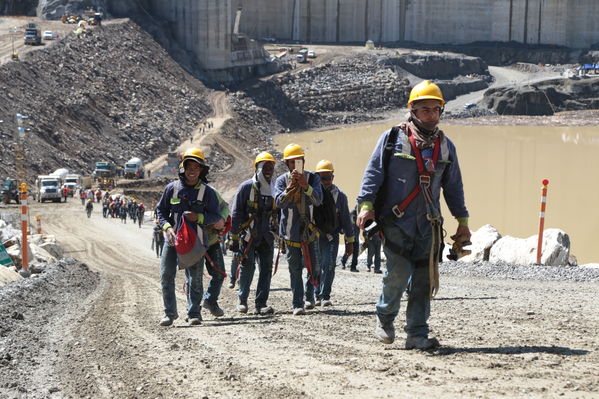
left=229, top=151, right=278, bottom=315
left=273, top=143, right=323, bottom=316
left=356, top=80, right=471, bottom=349
left=312, top=159, right=355, bottom=307
left=155, top=147, right=228, bottom=327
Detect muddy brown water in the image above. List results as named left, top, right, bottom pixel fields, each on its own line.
left=276, top=122, right=599, bottom=264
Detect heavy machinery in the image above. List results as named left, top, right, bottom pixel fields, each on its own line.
left=1, top=178, right=20, bottom=204
left=24, top=23, right=41, bottom=45
left=94, top=161, right=116, bottom=189
left=124, top=157, right=145, bottom=179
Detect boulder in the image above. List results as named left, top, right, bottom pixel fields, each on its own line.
left=0, top=266, right=22, bottom=287
left=39, top=241, right=64, bottom=260
left=30, top=245, right=58, bottom=264
left=459, top=224, right=501, bottom=263
left=5, top=242, right=33, bottom=268
left=489, top=228, right=570, bottom=266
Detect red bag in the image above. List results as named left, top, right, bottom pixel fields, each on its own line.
left=175, top=220, right=207, bottom=269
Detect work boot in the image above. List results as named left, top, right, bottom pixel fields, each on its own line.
left=203, top=301, right=224, bottom=317
left=350, top=267, right=359, bottom=273
left=159, top=316, right=176, bottom=327
left=315, top=299, right=322, bottom=307
left=304, top=301, right=315, bottom=310
left=367, top=266, right=371, bottom=272
left=405, top=336, right=440, bottom=351
left=188, top=317, right=202, bottom=326
left=322, top=299, right=333, bottom=307
left=374, top=269, right=382, bottom=274
left=256, top=305, right=275, bottom=315
left=292, top=307, right=306, bottom=316
left=236, top=300, right=248, bottom=314
left=374, top=318, right=395, bottom=344
left=228, top=279, right=236, bottom=289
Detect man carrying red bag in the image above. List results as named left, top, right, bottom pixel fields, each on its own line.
left=155, top=148, right=225, bottom=327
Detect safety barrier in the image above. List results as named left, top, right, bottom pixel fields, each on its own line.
left=35, top=215, right=42, bottom=234
left=536, top=179, right=549, bottom=264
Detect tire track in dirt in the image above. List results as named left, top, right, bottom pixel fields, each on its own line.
left=33, top=200, right=599, bottom=398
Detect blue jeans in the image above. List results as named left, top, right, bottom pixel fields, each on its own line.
left=201, top=242, right=226, bottom=305
left=238, top=239, right=274, bottom=307
left=367, top=234, right=382, bottom=271
left=286, top=240, right=320, bottom=309
left=376, top=221, right=432, bottom=337
left=229, top=254, right=240, bottom=281
left=160, top=243, right=203, bottom=319
left=316, top=235, right=338, bottom=300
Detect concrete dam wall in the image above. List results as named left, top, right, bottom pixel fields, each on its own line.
left=231, top=0, right=599, bottom=48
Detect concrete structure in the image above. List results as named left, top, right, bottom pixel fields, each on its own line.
left=231, top=0, right=599, bottom=49
left=147, top=0, right=273, bottom=81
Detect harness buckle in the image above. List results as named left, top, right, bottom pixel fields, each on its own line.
left=419, top=174, right=431, bottom=187
left=391, top=205, right=405, bottom=219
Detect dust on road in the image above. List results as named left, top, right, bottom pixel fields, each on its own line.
left=2, top=200, right=598, bottom=398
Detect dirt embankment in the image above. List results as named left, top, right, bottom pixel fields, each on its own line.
left=0, top=20, right=212, bottom=182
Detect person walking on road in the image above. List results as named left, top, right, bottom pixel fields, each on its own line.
left=312, top=160, right=354, bottom=307
left=151, top=221, right=165, bottom=258
left=155, top=148, right=225, bottom=327
left=274, top=144, right=322, bottom=315
left=341, top=208, right=360, bottom=272
left=367, top=232, right=382, bottom=273
left=229, top=152, right=278, bottom=315
left=356, top=80, right=470, bottom=349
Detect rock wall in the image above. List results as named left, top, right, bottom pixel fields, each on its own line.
left=481, top=76, right=599, bottom=115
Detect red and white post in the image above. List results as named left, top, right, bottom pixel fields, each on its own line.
left=536, top=179, right=550, bottom=264
left=20, top=182, right=30, bottom=275
left=35, top=215, right=42, bottom=234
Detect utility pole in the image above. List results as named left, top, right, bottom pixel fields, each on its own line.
left=15, top=114, right=29, bottom=185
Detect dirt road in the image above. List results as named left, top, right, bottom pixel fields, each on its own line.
left=1, top=200, right=597, bottom=398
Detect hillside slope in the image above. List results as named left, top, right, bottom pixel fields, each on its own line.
left=0, top=20, right=212, bottom=181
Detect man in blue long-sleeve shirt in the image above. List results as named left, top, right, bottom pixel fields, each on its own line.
left=357, top=81, right=471, bottom=349
left=274, top=143, right=322, bottom=316
left=229, top=152, right=278, bottom=315
left=312, top=159, right=354, bottom=307
left=155, top=148, right=225, bottom=327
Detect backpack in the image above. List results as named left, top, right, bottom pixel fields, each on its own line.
left=313, top=184, right=339, bottom=235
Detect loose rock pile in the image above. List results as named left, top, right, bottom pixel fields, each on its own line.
left=0, top=21, right=212, bottom=182
left=1, top=218, right=65, bottom=285
left=481, top=76, right=599, bottom=115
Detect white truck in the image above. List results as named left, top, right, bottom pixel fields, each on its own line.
left=36, top=175, right=63, bottom=203
left=124, top=157, right=145, bottom=179
left=64, top=174, right=82, bottom=197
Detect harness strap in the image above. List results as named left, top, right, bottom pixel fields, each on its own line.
left=390, top=127, right=440, bottom=218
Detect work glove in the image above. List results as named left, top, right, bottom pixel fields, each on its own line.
left=447, top=234, right=472, bottom=261
left=229, top=239, right=240, bottom=253
left=344, top=241, right=353, bottom=257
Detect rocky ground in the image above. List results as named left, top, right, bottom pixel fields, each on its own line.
left=0, top=202, right=598, bottom=398
left=0, top=20, right=213, bottom=182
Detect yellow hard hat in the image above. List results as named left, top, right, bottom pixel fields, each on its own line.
left=181, top=148, right=206, bottom=166
left=315, top=159, right=334, bottom=172
left=408, top=80, right=445, bottom=108
left=283, top=143, right=305, bottom=160
left=254, top=151, right=276, bottom=168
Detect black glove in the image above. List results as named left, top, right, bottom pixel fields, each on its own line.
left=229, top=240, right=240, bottom=253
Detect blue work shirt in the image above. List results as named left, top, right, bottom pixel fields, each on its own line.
left=230, top=179, right=276, bottom=246
left=155, top=179, right=222, bottom=236
left=357, top=126, right=468, bottom=237
left=274, top=171, right=323, bottom=243
left=327, top=184, right=354, bottom=241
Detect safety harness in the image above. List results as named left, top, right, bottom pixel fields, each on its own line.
left=171, top=180, right=224, bottom=277
left=385, top=125, right=443, bottom=299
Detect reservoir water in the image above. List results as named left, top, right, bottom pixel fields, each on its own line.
left=275, top=122, right=599, bottom=264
